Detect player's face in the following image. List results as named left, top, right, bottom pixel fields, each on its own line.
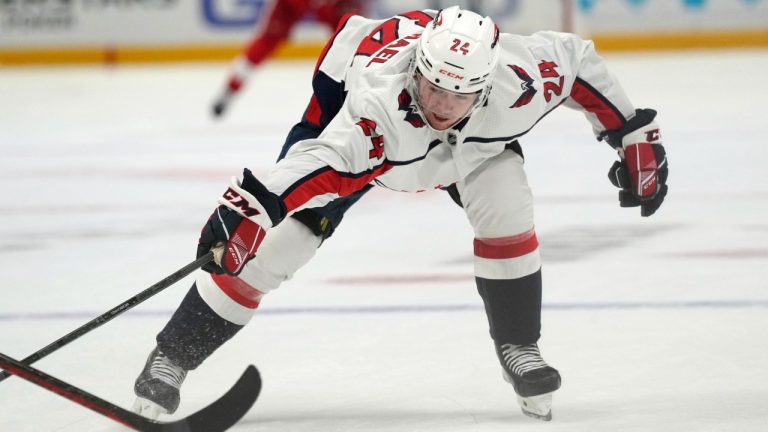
left=416, top=74, right=479, bottom=130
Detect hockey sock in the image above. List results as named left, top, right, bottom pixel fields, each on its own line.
left=156, top=283, right=244, bottom=370
left=476, top=268, right=543, bottom=345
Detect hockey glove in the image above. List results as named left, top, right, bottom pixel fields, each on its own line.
left=197, top=168, right=285, bottom=275
left=601, top=108, right=668, bottom=217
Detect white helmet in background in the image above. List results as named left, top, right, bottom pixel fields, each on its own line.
left=413, top=6, right=500, bottom=101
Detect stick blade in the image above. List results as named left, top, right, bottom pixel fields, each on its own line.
left=136, top=365, right=261, bottom=432
left=183, top=365, right=261, bottom=432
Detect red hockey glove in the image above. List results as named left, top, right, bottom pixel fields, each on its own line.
left=601, top=109, right=668, bottom=217
left=197, top=169, right=285, bottom=275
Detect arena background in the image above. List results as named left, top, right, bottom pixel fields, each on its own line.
left=2, top=1, right=768, bottom=431
left=1, top=0, right=767, bottom=65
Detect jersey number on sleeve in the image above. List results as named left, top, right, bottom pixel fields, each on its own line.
left=538, top=60, right=565, bottom=103
left=356, top=118, right=385, bottom=159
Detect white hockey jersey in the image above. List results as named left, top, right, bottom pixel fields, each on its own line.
left=262, top=10, right=636, bottom=215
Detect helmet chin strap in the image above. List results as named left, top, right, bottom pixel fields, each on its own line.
left=406, top=60, right=490, bottom=132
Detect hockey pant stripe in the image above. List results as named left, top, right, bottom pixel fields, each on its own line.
left=474, top=231, right=541, bottom=280
left=211, top=273, right=264, bottom=309
left=474, top=229, right=538, bottom=259
left=197, top=273, right=263, bottom=326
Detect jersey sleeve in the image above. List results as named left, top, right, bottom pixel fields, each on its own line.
left=529, top=31, right=637, bottom=137
left=304, top=12, right=434, bottom=128
left=303, top=14, right=375, bottom=128
left=263, top=95, right=391, bottom=215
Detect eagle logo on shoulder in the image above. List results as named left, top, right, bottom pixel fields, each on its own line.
left=509, top=65, right=537, bottom=108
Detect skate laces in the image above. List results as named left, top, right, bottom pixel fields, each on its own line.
left=500, top=344, right=549, bottom=376
left=148, top=351, right=187, bottom=389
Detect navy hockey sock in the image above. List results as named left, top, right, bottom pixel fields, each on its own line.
left=476, top=269, right=543, bottom=345
left=156, top=284, right=244, bottom=370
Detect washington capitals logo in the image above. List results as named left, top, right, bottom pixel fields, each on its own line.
left=398, top=89, right=426, bottom=128
left=509, top=65, right=537, bottom=108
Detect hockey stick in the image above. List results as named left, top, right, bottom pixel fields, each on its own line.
left=0, top=351, right=260, bottom=431
left=0, top=250, right=216, bottom=383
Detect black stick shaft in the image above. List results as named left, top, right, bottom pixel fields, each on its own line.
left=0, top=251, right=213, bottom=382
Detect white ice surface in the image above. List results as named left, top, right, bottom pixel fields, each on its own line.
left=1, top=50, right=767, bottom=431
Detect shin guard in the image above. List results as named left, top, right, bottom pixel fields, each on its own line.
left=156, top=284, right=244, bottom=371
left=476, top=269, right=543, bottom=345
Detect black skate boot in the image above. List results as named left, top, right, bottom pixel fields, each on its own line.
left=498, top=343, right=561, bottom=421
left=133, top=347, right=188, bottom=419
left=211, top=89, right=234, bottom=118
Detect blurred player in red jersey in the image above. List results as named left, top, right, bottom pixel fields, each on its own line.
left=211, top=0, right=362, bottom=118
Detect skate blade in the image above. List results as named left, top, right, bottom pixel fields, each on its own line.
left=132, top=397, right=169, bottom=420
left=516, top=392, right=553, bottom=421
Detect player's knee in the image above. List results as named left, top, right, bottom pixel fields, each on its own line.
left=196, top=272, right=263, bottom=326
left=194, top=219, right=320, bottom=324
left=237, top=217, right=322, bottom=291
left=473, top=229, right=541, bottom=280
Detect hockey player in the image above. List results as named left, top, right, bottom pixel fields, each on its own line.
left=211, top=0, right=362, bottom=117
left=134, top=7, right=668, bottom=421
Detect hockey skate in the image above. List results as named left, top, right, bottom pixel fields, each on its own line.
left=132, top=347, right=188, bottom=419
left=211, top=89, right=234, bottom=118
left=498, top=343, right=561, bottom=421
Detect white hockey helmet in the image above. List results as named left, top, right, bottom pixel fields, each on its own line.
left=414, top=6, right=500, bottom=97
